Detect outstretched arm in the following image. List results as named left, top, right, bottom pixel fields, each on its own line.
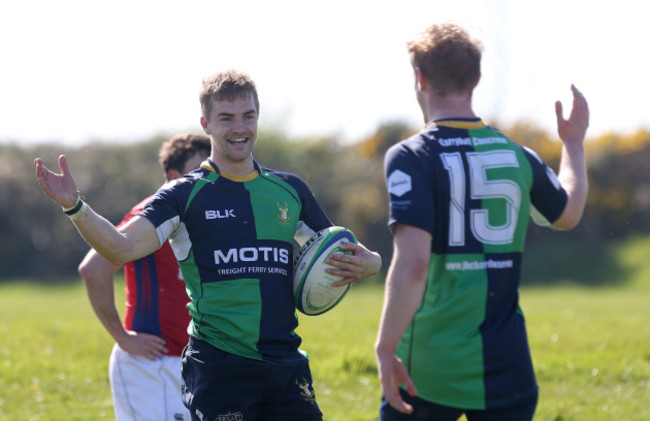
left=552, top=84, right=590, bottom=230
left=35, top=155, right=161, bottom=265
left=79, top=250, right=168, bottom=360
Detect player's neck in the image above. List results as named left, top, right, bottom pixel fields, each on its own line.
left=423, top=92, right=476, bottom=123
left=210, top=154, right=255, bottom=176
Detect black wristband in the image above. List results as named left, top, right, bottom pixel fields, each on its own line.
left=64, top=198, right=84, bottom=216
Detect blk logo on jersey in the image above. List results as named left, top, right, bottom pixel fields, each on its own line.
left=388, top=169, right=412, bottom=197
left=205, top=209, right=236, bottom=219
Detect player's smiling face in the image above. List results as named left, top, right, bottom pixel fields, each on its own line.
left=202, top=94, right=259, bottom=174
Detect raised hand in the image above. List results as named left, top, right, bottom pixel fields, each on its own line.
left=555, top=84, right=589, bottom=145
left=34, top=154, right=80, bottom=208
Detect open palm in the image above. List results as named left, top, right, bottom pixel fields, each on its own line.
left=34, top=154, right=79, bottom=208
left=555, top=84, right=589, bottom=145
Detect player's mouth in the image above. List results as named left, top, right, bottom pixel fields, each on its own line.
left=228, top=137, right=248, bottom=144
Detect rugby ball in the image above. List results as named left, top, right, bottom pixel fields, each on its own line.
left=293, top=226, right=358, bottom=316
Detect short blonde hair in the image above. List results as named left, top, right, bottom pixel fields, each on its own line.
left=199, top=69, right=260, bottom=119
left=408, top=22, right=483, bottom=96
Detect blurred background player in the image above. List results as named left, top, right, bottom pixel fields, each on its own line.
left=78, top=134, right=211, bottom=421
left=375, top=22, right=589, bottom=420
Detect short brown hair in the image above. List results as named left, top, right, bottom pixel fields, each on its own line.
left=158, top=133, right=211, bottom=174
left=199, top=69, right=260, bottom=119
left=408, top=22, right=483, bottom=97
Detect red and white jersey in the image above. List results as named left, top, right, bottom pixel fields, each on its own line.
left=118, top=196, right=191, bottom=357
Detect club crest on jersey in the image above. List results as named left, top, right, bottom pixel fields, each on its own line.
left=277, top=201, right=291, bottom=224
left=296, top=378, right=317, bottom=404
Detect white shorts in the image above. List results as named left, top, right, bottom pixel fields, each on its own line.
left=109, top=343, right=190, bottom=421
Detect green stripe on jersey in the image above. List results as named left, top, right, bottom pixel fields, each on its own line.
left=400, top=252, right=488, bottom=407
left=468, top=126, right=533, bottom=254
left=185, top=171, right=219, bottom=214
left=191, top=277, right=263, bottom=359
left=245, top=172, right=301, bottom=241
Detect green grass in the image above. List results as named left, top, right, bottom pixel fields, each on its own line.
left=2, top=236, right=650, bottom=420
left=296, top=285, right=384, bottom=421
left=522, top=286, right=650, bottom=421
left=0, top=282, right=114, bottom=420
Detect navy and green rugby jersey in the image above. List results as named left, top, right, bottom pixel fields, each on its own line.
left=140, top=159, right=332, bottom=365
left=385, top=119, right=568, bottom=410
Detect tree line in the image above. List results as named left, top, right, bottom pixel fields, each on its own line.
left=2, top=121, right=649, bottom=284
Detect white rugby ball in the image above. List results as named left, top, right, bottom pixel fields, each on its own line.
left=293, top=226, right=358, bottom=316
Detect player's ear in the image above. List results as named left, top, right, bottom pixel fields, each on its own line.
left=166, top=169, right=181, bottom=181
left=415, top=67, right=428, bottom=92
left=200, top=116, right=209, bottom=134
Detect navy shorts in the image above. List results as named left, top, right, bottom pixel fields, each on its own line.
left=379, top=388, right=538, bottom=421
left=182, top=336, right=323, bottom=421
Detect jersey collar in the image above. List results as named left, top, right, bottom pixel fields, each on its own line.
left=201, top=158, right=260, bottom=182
left=425, top=118, right=487, bottom=130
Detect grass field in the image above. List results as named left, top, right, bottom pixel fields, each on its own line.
left=1, top=265, right=649, bottom=419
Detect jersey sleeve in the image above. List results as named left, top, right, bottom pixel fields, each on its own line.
left=139, top=179, right=186, bottom=247
left=298, top=185, right=332, bottom=233
left=384, top=141, right=435, bottom=234
left=522, top=146, right=568, bottom=226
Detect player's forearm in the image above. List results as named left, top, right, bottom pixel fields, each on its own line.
left=553, top=143, right=588, bottom=230
left=71, top=203, right=135, bottom=265
left=79, top=264, right=128, bottom=344
left=375, top=259, right=428, bottom=354
left=87, top=287, right=129, bottom=344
